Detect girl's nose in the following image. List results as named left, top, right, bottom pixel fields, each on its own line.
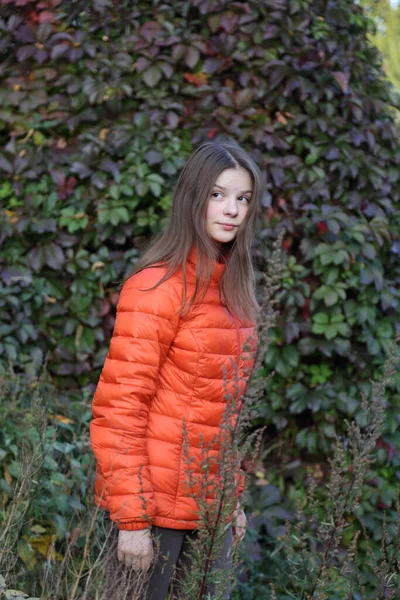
left=223, top=197, right=238, bottom=216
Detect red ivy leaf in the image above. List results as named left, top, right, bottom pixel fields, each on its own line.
left=183, top=72, right=209, bottom=86
left=316, top=222, right=328, bottom=235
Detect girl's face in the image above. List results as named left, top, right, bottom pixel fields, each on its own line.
left=206, top=167, right=253, bottom=246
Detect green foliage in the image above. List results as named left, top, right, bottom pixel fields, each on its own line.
left=0, top=372, right=94, bottom=591
left=235, top=336, right=400, bottom=599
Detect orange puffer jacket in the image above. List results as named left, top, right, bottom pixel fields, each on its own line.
left=90, top=248, right=257, bottom=531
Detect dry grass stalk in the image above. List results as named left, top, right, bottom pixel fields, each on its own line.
left=279, top=331, right=400, bottom=599
left=173, top=233, right=285, bottom=599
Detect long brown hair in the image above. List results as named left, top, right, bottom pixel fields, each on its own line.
left=127, top=139, right=263, bottom=322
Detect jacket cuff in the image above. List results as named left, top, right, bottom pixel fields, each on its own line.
left=117, top=520, right=152, bottom=531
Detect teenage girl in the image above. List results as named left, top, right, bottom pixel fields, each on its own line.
left=90, top=139, right=262, bottom=599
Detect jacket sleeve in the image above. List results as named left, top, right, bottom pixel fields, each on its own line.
left=90, top=270, right=181, bottom=530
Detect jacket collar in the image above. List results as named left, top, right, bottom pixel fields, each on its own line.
left=187, top=246, right=226, bottom=284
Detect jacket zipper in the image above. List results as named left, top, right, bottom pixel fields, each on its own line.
left=226, top=309, right=244, bottom=487
left=227, top=309, right=241, bottom=372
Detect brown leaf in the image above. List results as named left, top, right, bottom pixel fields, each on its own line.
left=276, top=111, right=288, bottom=125
left=99, top=128, right=109, bottom=141
left=332, top=71, right=350, bottom=94
left=4, top=468, right=12, bottom=485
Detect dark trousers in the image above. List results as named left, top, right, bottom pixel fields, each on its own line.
left=146, top=525, right=233, bottom=600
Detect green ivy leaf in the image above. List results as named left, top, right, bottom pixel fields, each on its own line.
left=143, top=65, right=162, bottom=87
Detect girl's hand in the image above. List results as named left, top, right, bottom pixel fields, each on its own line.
left=117, top=529, right=154, bottom=570
left=233, top=502, right=247, bottom=542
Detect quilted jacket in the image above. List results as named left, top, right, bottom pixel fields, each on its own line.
left=90, top=247, right=257, bottom=531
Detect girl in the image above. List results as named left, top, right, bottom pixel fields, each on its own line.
left=90, top=139, right=262, bottom=599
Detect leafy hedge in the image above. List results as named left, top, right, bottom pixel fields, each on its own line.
left=1, top=0, right=400, bottom=592
left=0, top=374, right=93, bottom=578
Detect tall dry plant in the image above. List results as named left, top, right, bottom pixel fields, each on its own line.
left=169, top=232, right=285, bottom=599
left=268, top=330, right=400, bottom=600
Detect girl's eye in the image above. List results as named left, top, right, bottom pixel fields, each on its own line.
left=211, top=192, right=251, bottom=203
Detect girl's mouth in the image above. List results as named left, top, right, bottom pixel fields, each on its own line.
left=219, top=223, right=236, bottom=231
